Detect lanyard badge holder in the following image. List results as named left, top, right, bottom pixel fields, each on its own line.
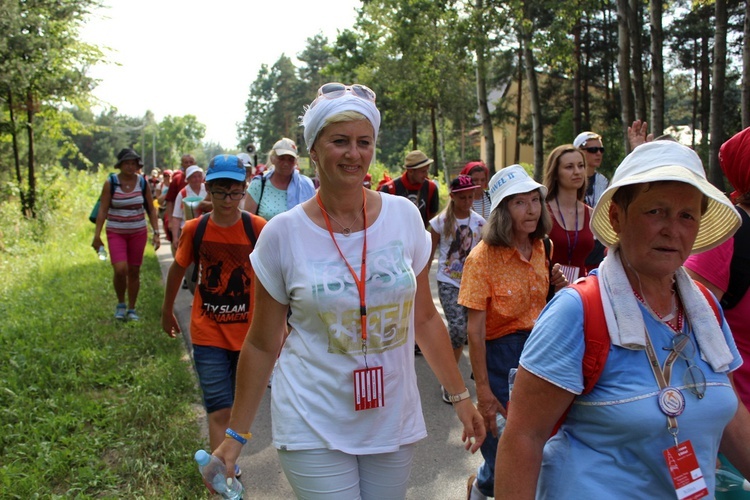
left=317, top=191, right=384, bottom=412
left=644, top=330, right=708, bottom=500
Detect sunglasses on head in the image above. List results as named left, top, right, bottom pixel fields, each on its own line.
left=310, top=83, right=376, bottom=109
left=582, top=146, right=605, bottom=154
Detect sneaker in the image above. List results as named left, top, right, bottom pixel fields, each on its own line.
left=441, top=386, right=452, bottom=405
left=466, top=474, right=478, bottom=500
left=115, top=303, right=126, bottom=321
left=126, top=309, right=140, bottom=321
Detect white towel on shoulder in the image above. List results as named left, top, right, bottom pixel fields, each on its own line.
left=597, top=246, right=733, bottom=372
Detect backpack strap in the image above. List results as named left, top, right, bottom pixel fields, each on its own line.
left=191, top=211, right=258, bottom=285
left=108, top=173, right=118, bottom=197
left=240, top=211, right=258, bottom=248
left=255, top=175, right=267, bottom=216
left=191, top=213, right=211, bottom=284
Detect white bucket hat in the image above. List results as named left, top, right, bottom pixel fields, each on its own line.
left=488, top=165, right=547, bottom=213
left=590, top=141, right=740, bottom=253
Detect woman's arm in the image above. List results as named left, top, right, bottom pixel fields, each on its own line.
left=427, top=227, right=440, bottom=272
left=413, top=264, right=485, bottom=453
left=91, top=178, right=112, bottom=251
left=467, top=308, right=504, bottom=437
left=212, top=276, right=288, bottom=476
left=143, top=179, right=161, bottom=250
left=495, top=366, right=575, bottom=499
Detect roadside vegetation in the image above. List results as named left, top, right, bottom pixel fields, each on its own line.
left=0, top=168, right=206, bottom=497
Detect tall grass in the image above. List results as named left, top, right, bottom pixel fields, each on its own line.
left=0, top=167, right=205, bottom=497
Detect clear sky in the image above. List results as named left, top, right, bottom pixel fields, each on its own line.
left=79, top=0, right=361, bottom=149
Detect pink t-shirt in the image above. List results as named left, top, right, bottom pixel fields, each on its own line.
left=685, top=238, right=750, bottom=408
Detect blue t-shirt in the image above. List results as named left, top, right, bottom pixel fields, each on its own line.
left=520, top=279, right=741, bottom=499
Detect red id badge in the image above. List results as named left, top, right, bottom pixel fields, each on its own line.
left=353, top=366, right=384, bottom=411
left=662, top=440, right=709, bottom=500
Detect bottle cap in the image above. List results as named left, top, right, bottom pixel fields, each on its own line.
left=194, top=449, right=210, bottom=465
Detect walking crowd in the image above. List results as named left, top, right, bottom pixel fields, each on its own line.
left=91, top=83, right=750, bottom=499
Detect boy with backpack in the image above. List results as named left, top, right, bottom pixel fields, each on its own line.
left=161, top=154, right=266, bottom=452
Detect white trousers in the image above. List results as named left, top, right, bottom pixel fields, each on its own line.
left=277, top=444, right=416, bottom=500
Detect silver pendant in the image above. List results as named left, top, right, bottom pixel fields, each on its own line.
left=342, top=228, right=351, bottom=237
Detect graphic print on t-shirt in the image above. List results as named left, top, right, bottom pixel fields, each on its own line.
left=197, top=240, right=253, bottom=323
left=312, top=242, right=415, bottom=355
left=443, top=224, right=474, bottom=280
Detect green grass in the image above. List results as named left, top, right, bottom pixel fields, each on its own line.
left=0, top=168, right=206, bottom=498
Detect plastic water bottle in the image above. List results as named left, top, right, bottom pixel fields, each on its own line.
left=716, top=466, right=750, bottom=492
left=194, top=450, right=243, bottom=499
left=97, top=245, right=107, bottom=261
left=495, top=412, right=507, bottom=435
left=508, top=368, right=517, bottom=400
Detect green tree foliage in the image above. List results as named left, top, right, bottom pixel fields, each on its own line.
left=0, top=0, right=102, bottom=216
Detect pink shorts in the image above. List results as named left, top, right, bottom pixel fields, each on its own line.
left=106, top=229, right=148, bottom=266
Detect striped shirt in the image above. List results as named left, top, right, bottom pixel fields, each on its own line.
left=471, top=191, right=491, bottom=219
left=106, top=175, right=147, bottom=234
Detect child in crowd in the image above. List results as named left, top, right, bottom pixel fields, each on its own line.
left=161, top=155, right=266, bottom=453
left=428, top=175, right=486, bottom=403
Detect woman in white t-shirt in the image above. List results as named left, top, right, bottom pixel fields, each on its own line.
left=429, top=175, right=485, bottom=404
left=214, top=83, right=485, bottom=499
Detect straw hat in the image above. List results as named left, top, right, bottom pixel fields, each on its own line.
left=590, top=141, right=740, bottom=253
left=404, top=150, right=434, bottom=170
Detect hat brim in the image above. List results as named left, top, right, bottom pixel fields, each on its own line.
left=489, top=181, right=548, bottom=213
left=404, top=158, right=434, bottom=169
left=205, top=171, right=246, bottom=182
left=591, top=165, right=740, bottom=253
left=116, top=153, right=141, bottom=167
left=451, top=185, right=480, bottom=193
left=274, top=149, right=298, bottom=158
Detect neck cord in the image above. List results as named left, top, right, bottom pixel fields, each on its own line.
left=316, top=189, right=369, bottom=353
left=555, top=198, right=579, bottom=265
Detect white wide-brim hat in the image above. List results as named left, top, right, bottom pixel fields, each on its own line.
left=590, top=141, right=740, bottom=253
left=488, top=164, right=547, bottom=213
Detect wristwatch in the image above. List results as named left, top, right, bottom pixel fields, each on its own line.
left=447, top=388, right=471, bottom=404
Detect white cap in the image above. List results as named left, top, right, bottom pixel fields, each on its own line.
left=185, top=165, right=203, bottom=180
left=272, top=138, right=298, bottom=158
left=573, top=131, right=601, bottom=148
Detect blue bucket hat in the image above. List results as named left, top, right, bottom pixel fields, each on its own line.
left=206, top=155, right=245, bottom=182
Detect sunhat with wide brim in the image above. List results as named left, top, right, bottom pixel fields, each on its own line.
left=590, top=141, right=741, bottom=254
left=488, top=164, right=547, bottom=213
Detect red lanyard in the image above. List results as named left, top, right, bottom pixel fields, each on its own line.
left=316, top=189, right=368, bottom=344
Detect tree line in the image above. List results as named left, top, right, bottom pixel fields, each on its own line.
left=1, top=0, right=747, bottom=217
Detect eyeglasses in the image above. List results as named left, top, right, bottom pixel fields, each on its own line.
left=310, top=83, right=376, bottom=109
left=666, top=333, right=706, bottom=399
left=211, top=190, right=245, bottom=201
left=582, top=146, right=605, bottom=154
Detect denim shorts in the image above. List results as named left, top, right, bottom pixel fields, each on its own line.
left=192, top=344, right=240, bottom=413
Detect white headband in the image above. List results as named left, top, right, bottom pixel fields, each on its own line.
left=302, top=93, right=381, bottom=150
